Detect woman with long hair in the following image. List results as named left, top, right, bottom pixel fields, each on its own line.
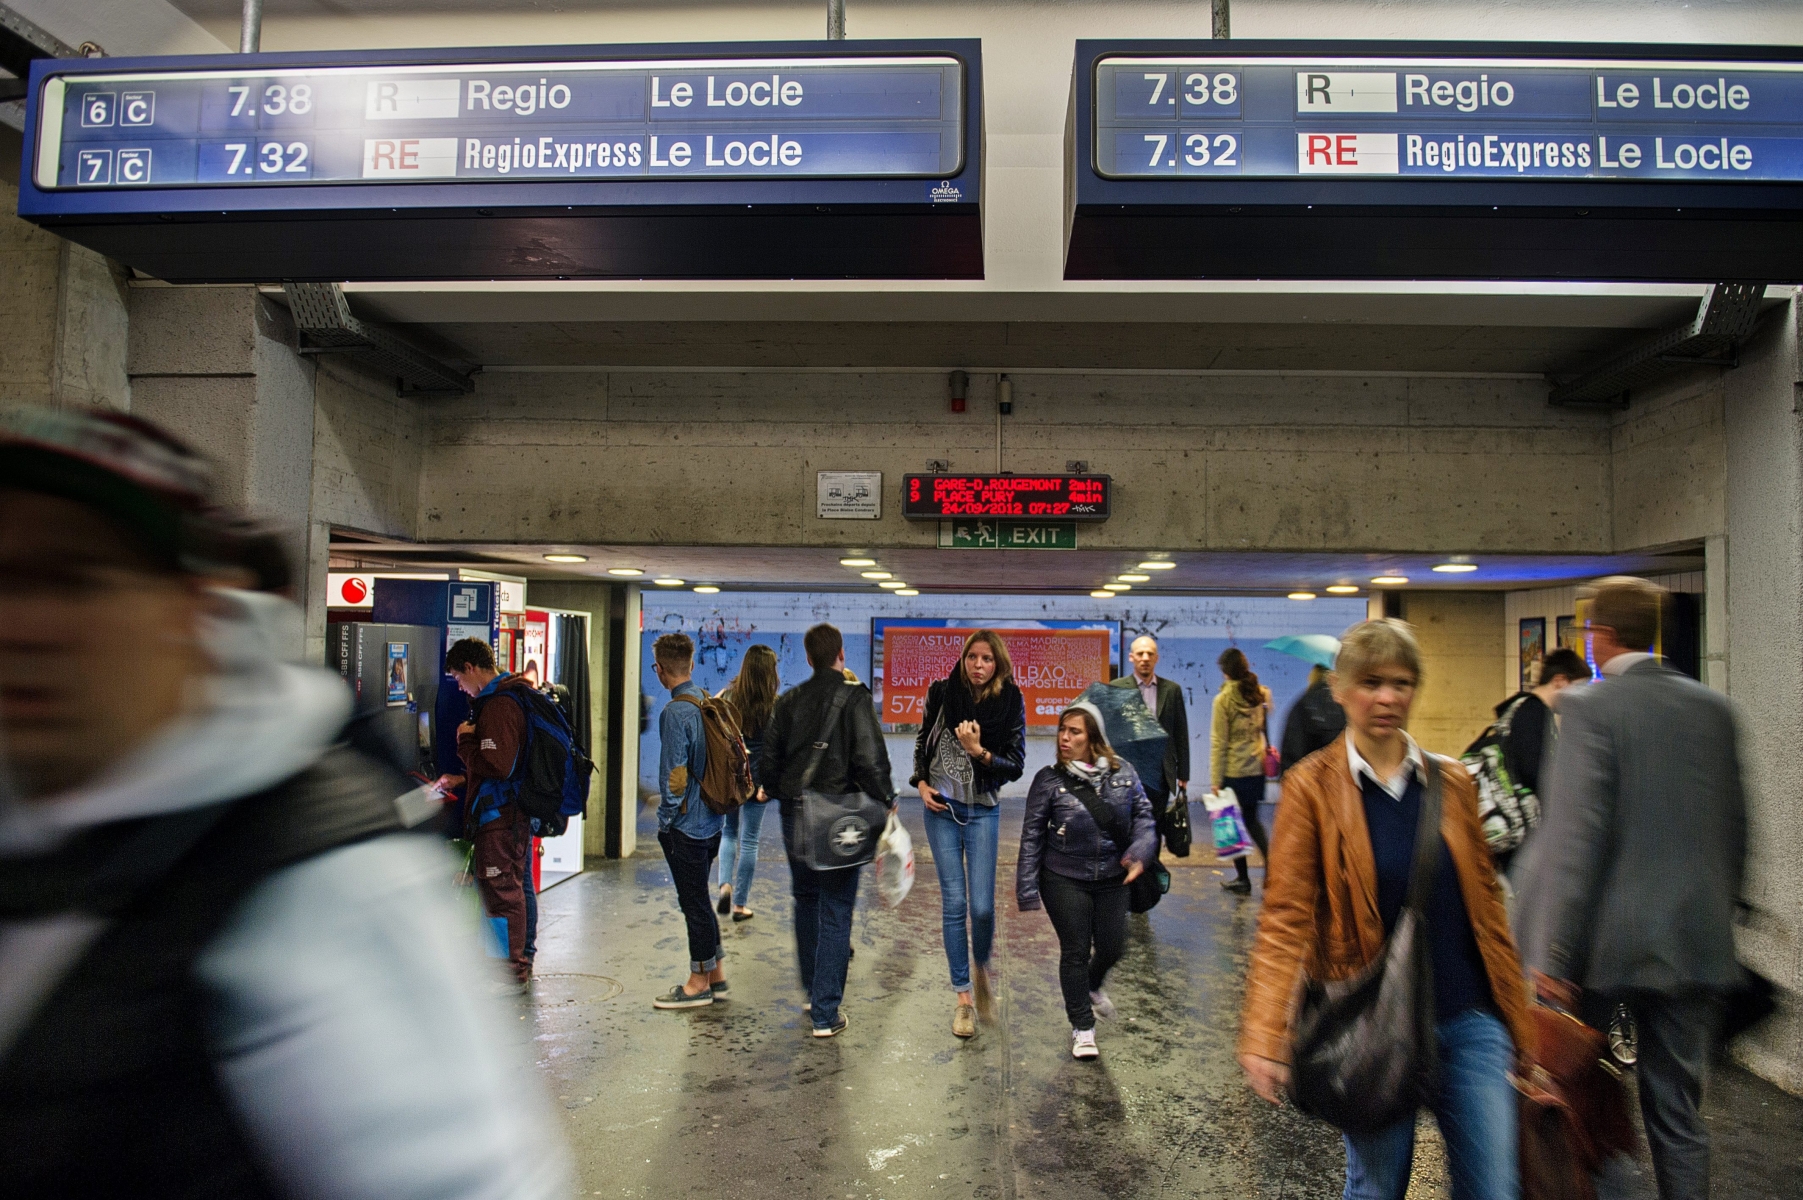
left=716, top=644, right=780, bottom=921
left=1239, top=620, right=1529, bottom=1197
left=1212, top=646, right=1274, bottom=895
left=1017, top=704, right=1158, bottom=1060
left=909, top=630, right=1026, bottom=1038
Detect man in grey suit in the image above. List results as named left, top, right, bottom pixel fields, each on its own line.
left=1515, top=576, right=1747, bottom=1200
left=1110, top=635, right=1191, bottom=832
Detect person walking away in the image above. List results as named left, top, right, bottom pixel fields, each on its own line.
left=441, top=637, right=540, bottom=985
left=0, top=406, right=571, bottom=1198
left=1480, top=646, right=1591, bottom=875
left=1109, top=634, right=1191, bottom=851
left=910, top=630, right=1027, bottom=1037
left=717, top=644, right=780, bottom=922
left=1212, top=647, right=1274, bottom=894
left=1018, top=704, right=1158, bottom=1060
left=1279, top=663, right=1346, bottom=774
left=1238, top=619, right=1531, bottom=1200
left=761, top=624, right=896, bottom=1038
left=1514, top=577, right=1746, bottom=1200
left=649, top=633, right=728, bottom=1009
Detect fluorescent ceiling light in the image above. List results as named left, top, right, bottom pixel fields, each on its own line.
left=860, top=570, right=892, bottom=580
left=1371, top=575, right=1409, bottom=585
left=1090, top=590, right=1115, bottom=599
left=1325, top=584, right=1360, bottom=595
left=840, top=557, right=876, bottom=567
left=1104, top=583, right=1131, bottom=592
left=1288, top=592, right=1317, bottom=601
left=543, top=553, right=587, bottom=563
left=1118, top=573, right=1151, bottom=583
left=653, top=577, right=684, bottom=587
left=606, top=567, right=644, bottom=577
left=1137, top=561, right=1177, bottom=570
left=895, top=589, right=919, bottom=596
left=693, top=585, right=720, bottom=594
left=878, top=580, right=907, bottom=589
left=1432, top=562, right=1479, bottom=573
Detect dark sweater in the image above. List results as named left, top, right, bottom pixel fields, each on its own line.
left=1359, top=770, right=1494, bottom=1023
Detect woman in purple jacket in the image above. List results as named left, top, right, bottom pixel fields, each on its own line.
left=1017, top=702, right=1158, bottom=1060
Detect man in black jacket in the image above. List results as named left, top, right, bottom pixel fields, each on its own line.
left=760, top=623, right=895, bottom=1038
left=1279, top=664, right=1347, bottom=775
left=1109, top=635, right=1190, bottom=831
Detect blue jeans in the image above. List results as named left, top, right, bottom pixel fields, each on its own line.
left=782, top=800, right=861, bottom=1028
left=717, top=800, right=771, bottom=903
left=921, top=798, right=1000, bottom=992
left=1343, top=1008, right=1519, bottom=1200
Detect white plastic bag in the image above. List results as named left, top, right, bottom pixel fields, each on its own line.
left=874, top=812, right=915, bottom=908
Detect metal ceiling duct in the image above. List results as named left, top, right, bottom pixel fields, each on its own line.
left=283, top=282, right=476, bottom=394
left=1550, top=283, right=1770, bottom=408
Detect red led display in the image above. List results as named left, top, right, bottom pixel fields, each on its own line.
left=902, top=474, right=1111, bottom=520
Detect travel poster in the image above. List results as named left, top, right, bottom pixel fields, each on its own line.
left=1519, top=618, right=1546, bottom=692
left=386, top=642, right=409, bottom=706
left=873, top=619, right=1118, bottom=730
left=1557, top=615, right=1582, bottom=655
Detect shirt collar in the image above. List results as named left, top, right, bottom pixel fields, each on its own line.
left=1600, top=651, right=1656, bottom=678
left=1344, top=730, right=1424, bottom=801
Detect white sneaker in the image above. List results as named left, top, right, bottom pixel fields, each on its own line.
left=1071, top=1028, right=1099, bottom=1060
left=1089, top=990, right=1116, bottom=1020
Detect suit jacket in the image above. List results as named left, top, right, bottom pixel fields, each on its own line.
left=1108, top=675, right=1190, bottom=795
left=1513, top=659, right=1747, bottom=992
left=1238, top=740, right=1532, bottom=1064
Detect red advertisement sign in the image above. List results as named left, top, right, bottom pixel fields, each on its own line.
left=879, top=626, right=1115, bottom=728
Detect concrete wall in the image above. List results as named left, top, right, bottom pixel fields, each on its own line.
left=1399, top=591, right=1506, bottom=758
left=1612, top=371, right=1730, bottom=553
left=422, top=370, right=1615, bottom=554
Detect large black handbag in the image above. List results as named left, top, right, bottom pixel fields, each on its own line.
left=1160, top=790, right=1193, bottom=858
left=1289, top=755, right=1443, bottom=1135
left=791, top=682, right=890, bottom=872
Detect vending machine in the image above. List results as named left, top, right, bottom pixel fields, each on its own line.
left=371, top=579, right=501, bottom=782
left=326, top=620, right=442, bottom=779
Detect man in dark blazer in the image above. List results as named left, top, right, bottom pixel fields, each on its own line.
left=1109, top=635, right=1191, bottom=823
left=1515, top=576, right=1747, bottom=1200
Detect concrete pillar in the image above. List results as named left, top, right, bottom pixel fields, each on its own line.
left=1722, top=291, right=1803, bottom=1091
left=1705, top=533, right=1730, bottom=694
left=0, top=176, right=130, bottom=413
left=129, top=286, right=318, bottom=658
left=522, top=581, right=613, bottom=860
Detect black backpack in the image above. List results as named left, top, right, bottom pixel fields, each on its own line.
left=474, top=687, right=594, bottom=837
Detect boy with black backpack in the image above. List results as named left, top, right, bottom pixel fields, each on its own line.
left=1462, top=645, right=1592, bottom=875
left=649, top=633, right=754, bottom=1010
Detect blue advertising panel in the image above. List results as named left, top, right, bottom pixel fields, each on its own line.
left=18, top=40, right=982, bottom=281
left=1068, top=40, right=1803, bottom=282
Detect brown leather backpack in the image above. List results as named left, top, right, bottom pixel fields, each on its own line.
left=670, top=692, right=754, bottom=816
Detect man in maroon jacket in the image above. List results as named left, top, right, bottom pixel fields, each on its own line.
left=436, top=637, right=536, bottom=984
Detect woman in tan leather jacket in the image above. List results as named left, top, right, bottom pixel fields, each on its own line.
left=1238, top=619, right=1532, bottom=1200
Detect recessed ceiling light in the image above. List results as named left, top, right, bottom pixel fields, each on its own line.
left=1090, top=590, right=1115, bottom=599
left=840, top=557, right=876, bottom=567
left=1138, top=561, right=1177, bottom=570
left=879, top=580, right=908, bottom=589
left=1432, top=562, right=1479, bottom=573
left=1371, top=575, right=1410, bottom=586
left=543, top=553, right=587, bottom=563
left=1288, top=591, right=1317, bottom=601
left=1104, top=583, right=1131, bottom=592
left=1325, top=584, right=1360, bottom=595
left=606, top=567, right=644, bottom=577
left=1118, top=573, right=1151, bottom=583
left=653, top=577, right=684, bottom=587
left=895, top=589, right=919, bottom=596
left=693, top=585, right=720, bottom=594
left=860, top=570, right=892, bottom=580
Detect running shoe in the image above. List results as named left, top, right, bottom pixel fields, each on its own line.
left=1090, top=990, right=1117, bottom=1021
left=812, top=1013, right=850, bottom=1038
left=1071, top=1028, right=1099, bottom=1060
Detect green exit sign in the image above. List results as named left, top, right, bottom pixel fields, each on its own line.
left=938, top=519, right=1078, bottom=550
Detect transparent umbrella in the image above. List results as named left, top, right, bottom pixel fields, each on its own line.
left=1262, top=634, right=1341, bottom=671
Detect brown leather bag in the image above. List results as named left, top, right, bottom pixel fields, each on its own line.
left=1517, top=994, right=1637, bottom=1200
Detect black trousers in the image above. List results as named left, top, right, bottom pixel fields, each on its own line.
left=1039, top=869, right=1130, bottom=1031
left=658, top=827, right=723, bottom=972
left=1225, top=774, right=1269, bottom=881
left=1593, top=989, right=1723, bottom=1200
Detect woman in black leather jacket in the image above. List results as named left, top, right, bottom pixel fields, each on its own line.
left=1017, top=703, right=1158, bottom=1060
left=909, top=631, right=1026, bottom=1038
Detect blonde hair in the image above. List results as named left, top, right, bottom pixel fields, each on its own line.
left=1334, top=618, right=1423, bottom=685
left=960, top=629, right=1014, bottom=704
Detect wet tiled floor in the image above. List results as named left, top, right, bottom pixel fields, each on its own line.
left=519, top=797, right=1803, bottom=1198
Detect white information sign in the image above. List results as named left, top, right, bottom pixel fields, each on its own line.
left=817, top=471, right=882, bottom=520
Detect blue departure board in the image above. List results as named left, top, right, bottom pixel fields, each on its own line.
left=1093, top=54, right=1803, bottom=183
left=1067, top=41, right=1803, bottom=283
left=34, top=54, right=963, bottom=190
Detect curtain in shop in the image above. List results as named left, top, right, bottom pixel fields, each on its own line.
left=553, top=613, right=592, bottom=756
